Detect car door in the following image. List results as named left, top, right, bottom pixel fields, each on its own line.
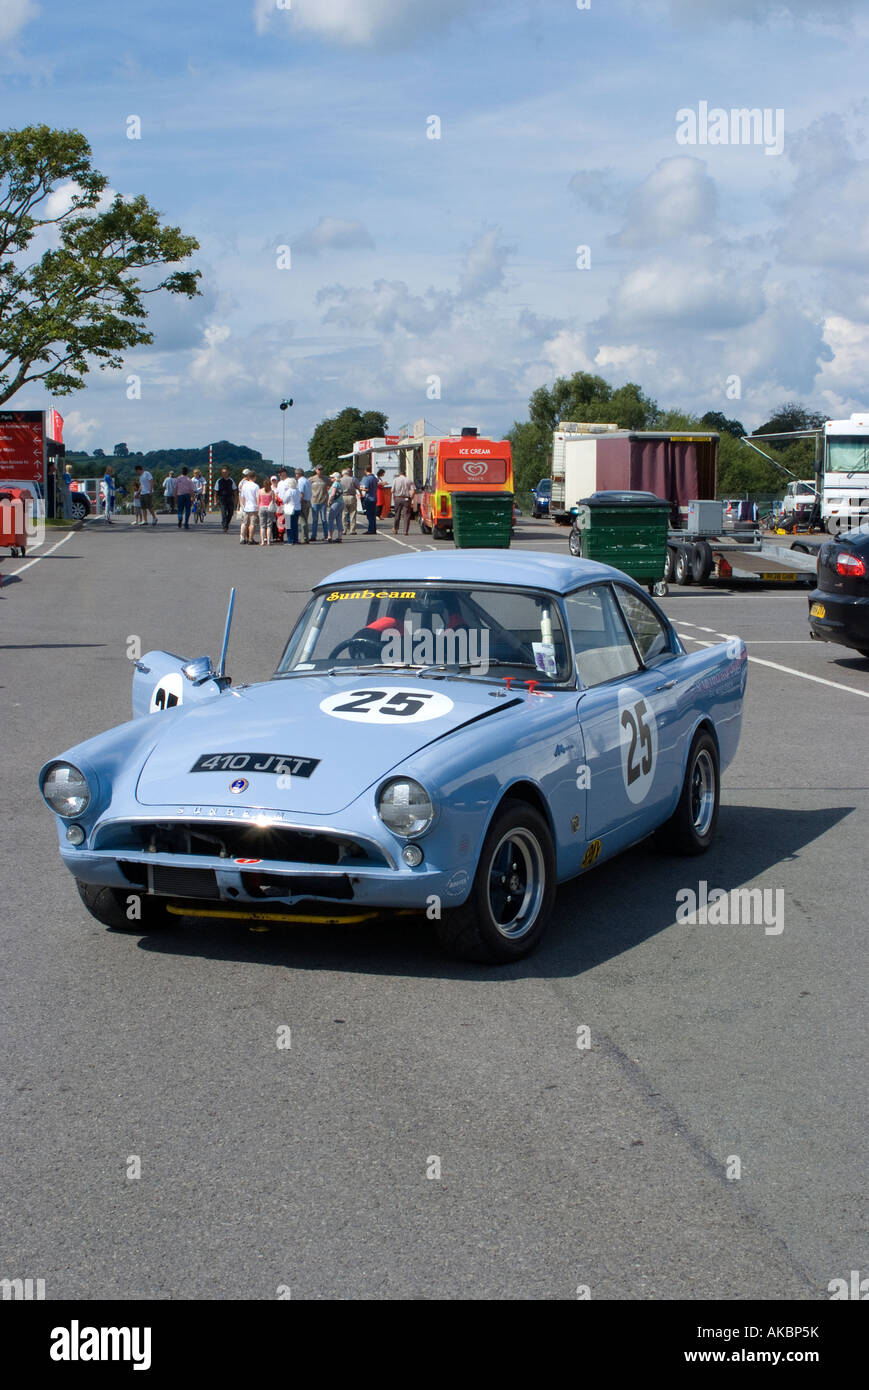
left=565, top=583, right=679, bottom=855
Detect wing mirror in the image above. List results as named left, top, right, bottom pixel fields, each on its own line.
left=182, top=656, right=216, bottom=685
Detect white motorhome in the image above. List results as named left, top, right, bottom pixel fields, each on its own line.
left=822, top=415, right=869, bottom=533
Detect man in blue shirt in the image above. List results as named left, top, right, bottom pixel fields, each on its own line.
left=295, top=469, right=312, bottom=543
left=360, top=463, right=379, bottom=534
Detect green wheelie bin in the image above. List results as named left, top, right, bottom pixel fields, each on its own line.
left=567, top=490, right=670, bottom=595
left=451, top=490, right=513, bottom=549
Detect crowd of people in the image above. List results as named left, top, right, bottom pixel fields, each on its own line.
left=125, top=460, right=423, bottom=544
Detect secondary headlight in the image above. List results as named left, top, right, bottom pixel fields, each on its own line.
left=377, top=778, right=434, bottom=837
left=42, top=762, right=91, bottom=818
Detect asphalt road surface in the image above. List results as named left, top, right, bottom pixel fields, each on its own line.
left=1, top=512, right=866, bottom=1299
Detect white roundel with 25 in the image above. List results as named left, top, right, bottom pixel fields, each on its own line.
left=617, top=686, right=658, bottom=804
left=149, top=671, right=184, bottom=713
left=320, top=686, right=454, bottom=724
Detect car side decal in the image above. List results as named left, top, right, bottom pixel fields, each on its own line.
left=617, top=687, right=658, bottom=805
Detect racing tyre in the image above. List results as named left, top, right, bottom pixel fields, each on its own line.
left=435, top=799, right=556, bottom=963
left=674, top=545, right=693, bottom=585
left=690, top=540, right=714, bottom=584
left=654, top=730, right=719, bottom=856
left=568, top=526, right=583, bottom=557
left=76, top=880, right=172, bottom=932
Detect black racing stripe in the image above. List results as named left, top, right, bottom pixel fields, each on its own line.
left=424, top=696, right=524, bottom=747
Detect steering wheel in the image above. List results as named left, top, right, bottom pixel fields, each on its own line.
left=327, top=628, right=386, bottom=661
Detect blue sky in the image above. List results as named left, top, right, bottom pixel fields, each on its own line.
left=2, top=0, right=867, bottom=462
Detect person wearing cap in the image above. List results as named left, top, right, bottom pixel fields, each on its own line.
left=340, top=467, right=359, bottom=535
left=238, top=469, right=260, bottom=544
left=327, top=471, right=344, bottom=541
left=309, top=464, right=329, bottom=541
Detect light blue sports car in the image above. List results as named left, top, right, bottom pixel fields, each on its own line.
left=39, top=551, right=747, bottom=962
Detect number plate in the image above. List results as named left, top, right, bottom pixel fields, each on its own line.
left=810, top=603, right=826, bottom=618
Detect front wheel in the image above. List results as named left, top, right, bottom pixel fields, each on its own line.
left=435, top=800, right=556, bottom=963
left=76, top=879, right=172, bottom=932
left=655, top=730, right=720, bottom=855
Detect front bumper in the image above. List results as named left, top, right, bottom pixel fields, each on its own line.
left=56, top=806, right=475, bottom=913
left=808, top=588, right=869, bottom=653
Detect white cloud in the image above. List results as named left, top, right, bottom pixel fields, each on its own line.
left=816, top=315, right=869, bottom=403
left=457, top=227, right=511, bottom=300
left=603, top=251, right=766, bottom=332
left=60, top=410, right=101, bottom=449
left=254, top=0, right=484, bottom=46
left=0, top=0, right=38, bottom=43
left=611, top=157, right=718, bottom=248
left=294, top=217, right=375, bottom=255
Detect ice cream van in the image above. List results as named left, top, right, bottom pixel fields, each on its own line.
left=419, top=429, right=513, bottom=538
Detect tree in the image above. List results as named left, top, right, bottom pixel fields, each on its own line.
left=527, top=373, right=657, bottom=434
left=0, top=125, right=200, bottom=405
left=700, top=410, right=746, bottom=439
left=93, top=447, right=105, bottom=457
left=113, top=442, right=129, bottom=457
left=308, top=406, right=389, bottom=471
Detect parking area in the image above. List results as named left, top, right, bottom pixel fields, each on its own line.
left=1, top=514, right=866, bottom=1299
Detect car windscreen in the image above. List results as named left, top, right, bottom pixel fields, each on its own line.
left=275, top=584, right=571, bottom=683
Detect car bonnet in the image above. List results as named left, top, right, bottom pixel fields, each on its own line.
left=134, top=674, right=521, bottom=814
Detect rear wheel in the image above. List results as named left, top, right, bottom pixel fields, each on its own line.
left=419, top=519, right=431, bottom=534
left=568, top=526, right=583, bottom=557
left=655, top=730, right=719, bottom=855
left=664, top=546, right=677, bottom=582
left=431, top=523, right=448, bottom=540
left=690, top=540, right=714, bottom=584
left=76, top=879, right=172, bottom=932
left=674, top=545, right=693, bottom=585
left=435, top=800, right=556, bottom=963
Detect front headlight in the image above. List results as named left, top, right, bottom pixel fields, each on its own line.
left=42, top=762, right=91, bottom=818
left=377, top=778, right=434, bottom=837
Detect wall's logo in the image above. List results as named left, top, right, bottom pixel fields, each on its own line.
left=462, top=461, right=486, bottom=478
left=229, top=778, right=248, bottom=794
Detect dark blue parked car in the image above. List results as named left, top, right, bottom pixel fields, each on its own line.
left=532, top=478, right=552, bottom=518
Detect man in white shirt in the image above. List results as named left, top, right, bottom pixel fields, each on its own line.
left=135, top=465, right=157, bottom=526
left=162, top=471, right=177, bottom=515
left=238, top=470, right=260, bottom=544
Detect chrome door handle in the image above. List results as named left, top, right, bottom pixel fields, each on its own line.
left=656, top=680, right=676, bottom=690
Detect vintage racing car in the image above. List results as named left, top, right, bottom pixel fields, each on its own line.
left=39, top=552, right=747, bottom=962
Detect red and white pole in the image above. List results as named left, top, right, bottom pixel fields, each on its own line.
left=208, top=443, right=213, bottom=512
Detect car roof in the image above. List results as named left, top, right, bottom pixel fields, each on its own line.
left=318, top=549, right=632, bottom=595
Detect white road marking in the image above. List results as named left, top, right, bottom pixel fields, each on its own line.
left=4, top=528, right=76, bottom=576
left=677, top=632, right=869, bottom=699
left=383, top=531, right=423, bottom=552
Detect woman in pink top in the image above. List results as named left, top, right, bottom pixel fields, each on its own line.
left=257, top=480, right=276, bottom=545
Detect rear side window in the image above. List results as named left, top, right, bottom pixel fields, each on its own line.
left=614, top=586, right=674, bottom=665
left=564, top=585, right=641, bottom=687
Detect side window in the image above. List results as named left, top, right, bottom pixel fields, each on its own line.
left=564, top=585, right=642, bottom=688
left=614, top=586, right=674, bottom=665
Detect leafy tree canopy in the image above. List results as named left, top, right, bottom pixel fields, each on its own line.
left=0, top=124, right=199, bottom=405
left=308, top=406, right=389, bottom=471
